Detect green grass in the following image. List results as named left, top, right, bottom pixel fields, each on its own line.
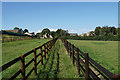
left=2, top=39, right=51, bottom=78
left=36, top=39, right=80, bottom=79
left=68, top=39, right=118, bottom=74
left=2, top=39, right=51, bottom=65
left=2, top=39, right=81, bottom=79
left=2, top=34, right=19, bottom=38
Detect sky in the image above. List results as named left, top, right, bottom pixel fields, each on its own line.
left=1, top=0, right=120, bottom=2
left=2, top=2, right=118, bottom=35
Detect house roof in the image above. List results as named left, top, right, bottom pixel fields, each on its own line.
left=3, top=29, right=19, bottom=33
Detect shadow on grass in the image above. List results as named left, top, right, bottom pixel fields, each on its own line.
left=37, top=44, right=60, bottom=79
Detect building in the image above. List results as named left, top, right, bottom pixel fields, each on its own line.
left=80, top=31, right=95, bottom=37
left=41, top=33, right=53, bottom=39
left=80, top=32, right=90, bottom=36
left=3, top=29, right=23, bottom=34
left=24, top=32, right=35, bottom=37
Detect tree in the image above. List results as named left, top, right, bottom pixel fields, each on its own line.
left=55, top=29, right=69, bottom=37
left=18, top=28, right=23, bottom=34
left=95, top=26, right=101, bottom=36
left=50, top=31, right=56, bottom=38
left=89, top=31, right=95, bottom=36
left=14, top=27, right=19, bottom=30
left=111, top=27, right=116, bottom=35
left=41, top=28, right=50, bottom=37
left=24, top=29, right=29, bottom=33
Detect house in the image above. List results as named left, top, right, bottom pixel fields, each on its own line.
left=24, top=32, right=35, bottom=37
left=49, top=35, right=53, bottom=38
left=80, top=32, right=90, bottom=36
left=24, top=32, right=32, bottom=36
left=3, top=29, right=23, bottom=34
left=41, top=33, right=53, bottom=39
left=69, top=33, right=78, bottom=36
left=80, top=31, right=95, bottom=37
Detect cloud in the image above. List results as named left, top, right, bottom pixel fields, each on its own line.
left=49, top=29, right=57, bottom=32
left=33, top=29, right=57, bottom=35
left=30, top=30, right=41, bottom=35
left=69, top=29, right=94, bottom=35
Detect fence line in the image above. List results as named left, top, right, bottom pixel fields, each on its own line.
left=0, top=38, right=57, bottom=80
left=2, top=36, right=36, bottom=43
left=61, top=38, right=119, bottom=80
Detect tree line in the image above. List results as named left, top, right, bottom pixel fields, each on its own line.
left=36, top=28, right=70, bottom=38
left=64, top=26, right=120, bottom=41
left=36, top=26, right=120, bottom=41
left=4, top=26, right=119, bottom=41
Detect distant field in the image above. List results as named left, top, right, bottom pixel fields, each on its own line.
left=68, top=39, right=118, bottom=74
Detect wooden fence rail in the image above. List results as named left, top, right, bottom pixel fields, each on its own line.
left=0, top=38, right=57, bottom=80
left=2, top=36, right=35, bottom=43
left=60, top=38, right=119, bottom=80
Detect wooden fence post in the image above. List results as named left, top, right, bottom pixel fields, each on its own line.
left=44, top=45, right=46, bottom=59
left=70, top=43, right=71, bottom=58
left=2, top=37, right=4, bottom=43
left=49, top=42, right=50, bottom=50
left=77, top=48, right=80, bottom=75
left=65, top=40, right=67, bottom=50
left=48, top=42, right=50, bottom=50
left=72, top=45, right=75, bottom=66
left=21, top=55, right=25, bottom=79
left=50, top=41, right=52, bottom=49
left=34, top=48, right=37, bottom=75
left=85, top=53, right=89, bottom=79
left=66, top=41, right=68, bottom=52
left=46, top=44, right=48, bottom=55
left=40, top=47, right=43, bottom=65
left=68, top=42, right=69, bottom=53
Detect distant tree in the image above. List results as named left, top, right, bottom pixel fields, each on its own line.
left=18, top=28, right=23, bottom=34
left=50, top=31, right=56, bottom=38
left=111, top=27, right=116, bottom=35
left=24, top=29, right=29, bottom=33
left=14, top=27, right=19, bottom=30
left=89, top=31, right=95, bottom=36
left=100, top=26, right=111, bottom=36
left=95, top=26, right=101, bottom=35
left=31, top=32, right=35, bottom=35
left=36, top=33, right=42, bottom=37
left=41, top=28, right=50, bottom=37
left=55, top=29, right=69, bottom=37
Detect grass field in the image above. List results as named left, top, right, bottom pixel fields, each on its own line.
left=68, top=39, right=118, bottom=74
left=2, top=39, right=80, bottom=79
left=2, top=39, right=51, bottom=78
left=2, top=39, right=51, bottom=65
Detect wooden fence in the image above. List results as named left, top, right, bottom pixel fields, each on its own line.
left=61, top=38, right=119, bottom=80
left=0, top=38, right=57, bottom=80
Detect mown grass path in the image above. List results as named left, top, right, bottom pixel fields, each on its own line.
left=36, top=39, right=80, bottom=79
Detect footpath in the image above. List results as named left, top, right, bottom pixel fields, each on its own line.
left=36, top=39, right=80, bottom=79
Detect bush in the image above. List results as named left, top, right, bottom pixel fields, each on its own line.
left=62, top=35, right=119, bottom=41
